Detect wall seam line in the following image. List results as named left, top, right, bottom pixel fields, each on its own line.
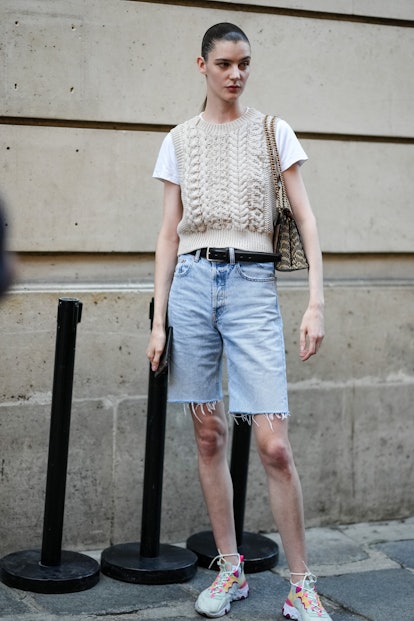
left=127, top=0, right=414, bottom=28
left=1, top=117, right=413, bottom=145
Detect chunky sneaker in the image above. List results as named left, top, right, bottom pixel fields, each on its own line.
left=283, top=572, right=332, bottom=620
left=195, top=553, right=249, bottom=618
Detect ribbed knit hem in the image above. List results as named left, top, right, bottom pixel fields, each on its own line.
left=178, top=230, right=274, bottom=256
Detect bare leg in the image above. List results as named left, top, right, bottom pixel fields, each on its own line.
left=191, top=401, right=239, bottom=564
left=253, top=415, right=307, bottom=575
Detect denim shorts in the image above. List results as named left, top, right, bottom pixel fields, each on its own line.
left=167, top=252, right=289, bottom=418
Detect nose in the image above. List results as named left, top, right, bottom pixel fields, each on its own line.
left=229, top=64, right=241, bottom=80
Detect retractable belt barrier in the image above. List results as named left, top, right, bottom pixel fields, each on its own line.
left=0, top=298, right=100, bottom=593
left=100, top=299, right=197, bottom=584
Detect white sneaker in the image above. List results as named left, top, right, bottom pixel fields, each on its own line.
left=195, top=553, right=249, bottom=618
left=282, top=571, right=333, bottom=620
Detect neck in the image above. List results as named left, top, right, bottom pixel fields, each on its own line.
left=202, top=100, right=245, bottom=124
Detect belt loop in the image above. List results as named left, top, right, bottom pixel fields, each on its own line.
left=229, top=247, right=235, bottom=264
left=194, top=249, right=201, bottom=262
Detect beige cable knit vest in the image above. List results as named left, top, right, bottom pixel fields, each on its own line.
left=171, top=107, right=276, bottom=256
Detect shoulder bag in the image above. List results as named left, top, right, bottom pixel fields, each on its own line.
left=264, top=114, right=309, bottom=271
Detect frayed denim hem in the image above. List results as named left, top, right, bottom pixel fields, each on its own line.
left=189, top=401, right=218, bottom=422
left=231, top=411, right=290, bottom=431
left=180, top=400, right=290, bottom=431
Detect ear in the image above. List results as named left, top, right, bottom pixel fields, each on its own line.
left=197, top=56, right=207, bottom=75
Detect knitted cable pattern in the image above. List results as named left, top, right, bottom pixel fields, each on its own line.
left=171, top=108, right=275, bottom=254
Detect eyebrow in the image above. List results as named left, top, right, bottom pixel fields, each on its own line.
left=215, top=56, right=251, bottom=62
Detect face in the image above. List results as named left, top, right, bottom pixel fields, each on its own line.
left=197, top=39, right=251, bottom=105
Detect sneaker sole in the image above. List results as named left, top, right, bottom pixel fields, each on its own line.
left=195, top=584, right=250, bottom=618
left=282, top=602, right=300, bottom=620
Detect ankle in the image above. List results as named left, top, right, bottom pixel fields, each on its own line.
left=222, top=552, right=240, bottom=567
left=290, top=563, right=311, bottom=585
left=290, top=571, right=307, bottom=585
left=209, top=550, right=241, bottom=572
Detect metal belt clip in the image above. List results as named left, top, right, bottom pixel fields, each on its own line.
left=206, top=247, right=226, bottom=262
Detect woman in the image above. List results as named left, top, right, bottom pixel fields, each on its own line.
left=147, top=23, right=331, bottom=621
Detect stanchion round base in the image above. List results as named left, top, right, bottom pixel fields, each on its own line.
left=101, top=542, right=198, bottom=585
left=0, top=549, right=100, bottom=594
left=187, top=530, right=278, bottom=573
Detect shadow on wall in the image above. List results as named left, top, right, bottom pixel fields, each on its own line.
left=0, top=196, right=14, bottom=298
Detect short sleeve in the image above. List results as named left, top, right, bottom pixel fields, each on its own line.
left=275, top=119, right=308, bottom=172
left=152, top=133, right=180, bottom=185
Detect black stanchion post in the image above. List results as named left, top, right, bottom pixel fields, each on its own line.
left=0, top=298, right=100, bottom=593
left=139, top=330, right=168, bottom=558
left=41, top=298, right=82, bottom=566
left=100, top=299, right=197, bottom=584
left=186, top=419, right=279, bottom=573
left=230, top=419, right=252, bottom=547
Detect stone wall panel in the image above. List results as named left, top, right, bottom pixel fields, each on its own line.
left=0, top=400, right=113, bottom=556
left=1, top=126, right=163, bottom=253
left=222, top=0, right=414, bottom=20
left=0, top=291, right=151, bottom=402
left=2, top=127, right=413, bottom=253
left=1, top=1, right=412, bottom=136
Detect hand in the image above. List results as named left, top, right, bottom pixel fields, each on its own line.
left=146, top=326, right=166, bottom=372
left=299, top=304, right=325, bottom=361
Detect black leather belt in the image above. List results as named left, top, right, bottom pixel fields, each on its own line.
left=189, top=247, right=280, bottom=263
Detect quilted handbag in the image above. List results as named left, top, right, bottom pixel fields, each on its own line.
left=264, top=115, right=309, bottom=271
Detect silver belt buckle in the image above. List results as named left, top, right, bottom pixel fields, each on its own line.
left=206, top=247, right=222, bottom=262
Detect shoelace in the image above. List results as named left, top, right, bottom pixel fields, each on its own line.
left=292, top=572, right=323, bottom=614
left=208, top=552, right=241, bottom=595
left=209, top=551, right=241, bottom=572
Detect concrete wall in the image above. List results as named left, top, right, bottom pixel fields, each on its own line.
left=0, top=0, right=413, bottom=556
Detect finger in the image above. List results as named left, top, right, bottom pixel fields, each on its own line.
left=300, top=336, right=317, bottom=361
left=299, top=327, right=307, bottom=355
left=149, top=354, right=161, bottom=372
left=146, top=346, right=159, bottom=369
left=300, top=348, right=311, bottom=361
left=308, top=335, right=318, bottom=355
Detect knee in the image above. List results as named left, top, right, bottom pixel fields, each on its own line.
left=195, top=421, right=227, bottom=461
left=258, top=436, right=294, bottom=475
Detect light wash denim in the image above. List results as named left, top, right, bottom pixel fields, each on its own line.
left=167, top=252, right=289, bottom=419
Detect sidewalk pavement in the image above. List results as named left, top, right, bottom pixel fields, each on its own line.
left=1, top=518, right=413, bottom=621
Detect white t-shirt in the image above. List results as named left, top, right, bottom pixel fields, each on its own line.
left=153, top=116, right=307, bottom=185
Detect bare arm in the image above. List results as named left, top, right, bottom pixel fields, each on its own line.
left=146, top=180, right=182, bottom=371
left=283, top=164, right=325, bottom=361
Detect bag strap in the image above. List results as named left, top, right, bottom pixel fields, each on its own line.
left=263, top=115, right=292, bottom=217
left=264, top=115, right=279, bottom=199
